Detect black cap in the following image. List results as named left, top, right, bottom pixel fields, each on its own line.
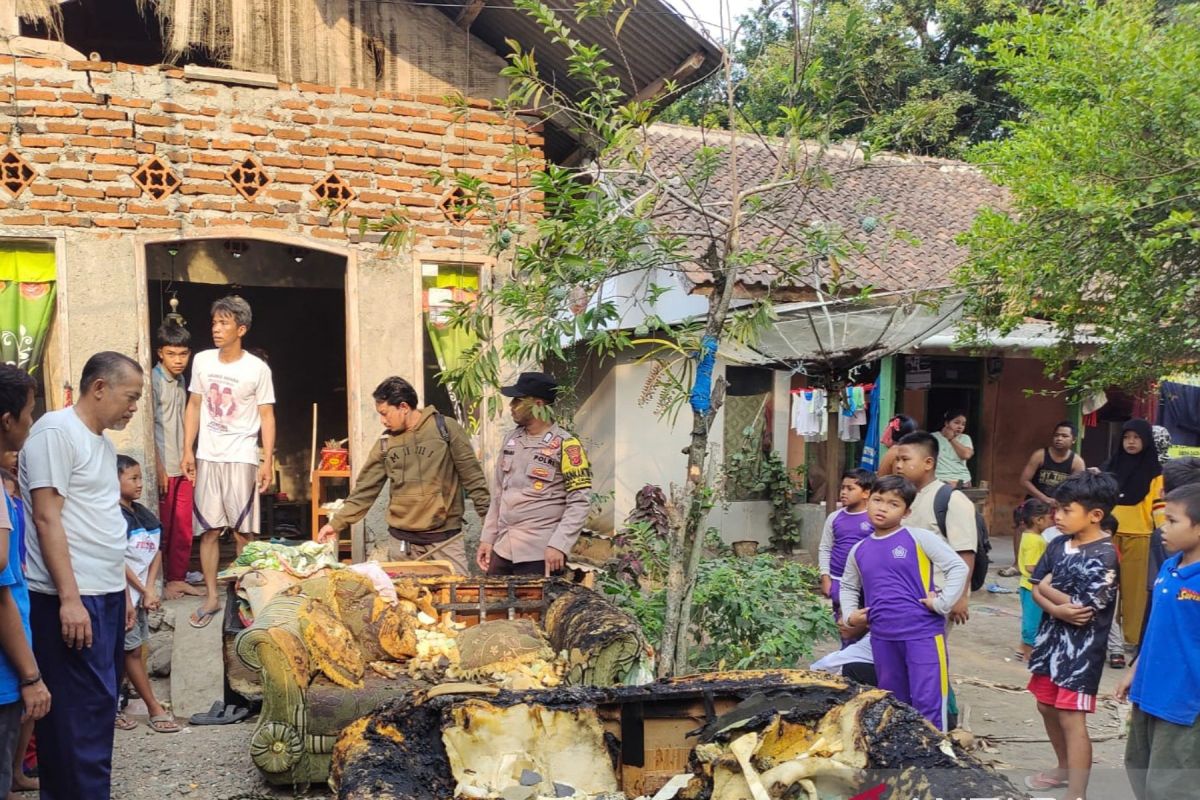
left=500, top=372, right=559, bottom=403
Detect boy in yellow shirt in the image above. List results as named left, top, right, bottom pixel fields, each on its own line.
left=1017, top=498, right=1053, bottom=661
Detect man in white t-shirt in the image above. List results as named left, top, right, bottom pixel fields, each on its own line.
left=181, top=296, right=275, bottom=629
left=20, top=351, right=143, bottom=800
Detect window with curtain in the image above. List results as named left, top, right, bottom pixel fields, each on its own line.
left=422, top=263, right=480, bottom=423
left=0, top=240, right=56, bottom=376
left=723, top=366, right=775, bottom=501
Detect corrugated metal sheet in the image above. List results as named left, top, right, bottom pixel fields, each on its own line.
left=433, top=0, right=722, bottom=118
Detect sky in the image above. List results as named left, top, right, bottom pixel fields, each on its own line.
left=665, top=0, right=764, bottom=39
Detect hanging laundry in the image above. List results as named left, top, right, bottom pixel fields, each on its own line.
left=791, top=388, right=828, bottom=441
left=860, top=383, right=883, bottom=470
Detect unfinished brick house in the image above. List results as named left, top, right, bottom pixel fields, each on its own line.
left=0, top=0, right=718, bottom=555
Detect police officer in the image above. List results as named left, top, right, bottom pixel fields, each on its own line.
left=476, top=372, right=592, bottom=576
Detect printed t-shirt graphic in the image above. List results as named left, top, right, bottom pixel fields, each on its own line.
left=189, top=350, right=275, bottom=465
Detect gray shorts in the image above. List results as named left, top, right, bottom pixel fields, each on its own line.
left=193, top=459, right=260, bottom=536
left=124, top=607, right=149, bottom=651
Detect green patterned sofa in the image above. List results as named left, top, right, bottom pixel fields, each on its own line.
left=234, top=576, right=652, bottom=787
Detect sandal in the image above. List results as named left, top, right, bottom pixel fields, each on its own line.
left=1024, top=772, right=1068, bottom=790
left=147, top=714, right=181, bottom=733
left=188, top=606, right=221, bottom=629
left=997, top=566, right=1021, bottom=578
left=114, top=713, right=137, bottom=731
left=1109, top=652, right=1127, bottom=669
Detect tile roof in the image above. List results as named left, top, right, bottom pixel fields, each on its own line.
left=631, top=124, right=1010, bottom=295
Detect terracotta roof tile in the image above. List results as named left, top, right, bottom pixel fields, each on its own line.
left=631, top=124, right=1010, bottom=294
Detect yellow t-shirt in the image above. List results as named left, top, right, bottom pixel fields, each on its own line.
left=1112, top=473, right=1165, bottom=535
left=1018, top=530, right=1048, bottom=591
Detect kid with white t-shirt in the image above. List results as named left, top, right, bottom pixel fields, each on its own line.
left=181, top=296, right=275, bottom=629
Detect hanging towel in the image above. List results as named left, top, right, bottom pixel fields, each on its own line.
left=860, top=383, right=882, bottom=470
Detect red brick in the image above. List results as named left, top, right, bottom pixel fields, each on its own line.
left=274, top=129, right=306, bottom=141
left=44, top=214, right=92, bottom=227
left=127, top=203, right=169, bottom=216
left=231, top=123, right=268, bottom=136
left=331, top=116, right=369, bottom=129
left=310, top=128, right=349, bottom=141
left=0, top=214, right=45, bottom=225
left=280, top=99, right=309, bottom=110
left=62, top=185, right=104, bottom=199
left=235, top=202, right=275, bottom=214
left=47, top=167, right=89, bottom=180
left=90, top=169, right=121, bottom=181
left=70, top=136, right=121, bottom=148
left=134, top=113, right=173, bottom=127
left=331, top=159, right=371, bottom=173
left=338, top=86, right=375, bottom=98
left=411, top=122, right=448, bottom=136
left=480, top=174, right=511, bottom=185
left=14, top=89, right=56, bottom=101
left=328, top=144, right=367, bottom=157
left=356, top=191, right=394, bottom=205
left=18, top=136, right=63, bottom=148
left=262, top=155, right=302, bottom=169
left=211, top=139, right=253, bottom=151
left=416, top=94, right=451, bottom=107
left=245, top=218, right=287, bottom=229
left=190, top=200, right=233, bottom=211
left=188, top=137, right=210, bottom=148
left=179, top=183, right=236, bottom=196
left=33, top=105, right=78, bottom=118
left=68, top=60, right=113, bottom=72
left=87, top=125, right=134, bottom=137
left=135, top=142, right=154, bottom=154
left=184, top=168, right=225, bottom=181
left=291, top=113, right=318, bottom=125
left=92, top=217, right=136, bottom=228
left=44, top=122, right=87, bottom=134
left=28, top=185, right=57, bottom=196
left=191, top=153, right=233, bottom=166
left=309, top=227, right=347, bottom=240
left=141, top=130, right=166, bottom=143
left=300, top=159, right=326, bottom=171
left=429, top=110, right=465, bottom=123
left=448, top=159, right=484, bottom=170
left=15, top=57, right=58, bottom=68
left=82, top=108, right=127, bottom=121
left=74, top=200, right=121, bottom=214
left=404, top=152, right=443, bottom=166
left=138, top=218, right=184, bottom=229
left=104, top=186, right=141, bottom=198
left=371, top=164, right=394, bottom=176
left=349, top=130, right=387, bottom=143
left=296, top=82, right=334, bottom=94
left=377, top=178, right=414, bottom=192
left=183, top=119, right=216, bottom=131
left=253, top=141, right=278, bottom=152
left=29, top=200, right=71, bottom=212
left=57, top=91, right=103, bottom=105
left=385, top=135, right=424, bottom=149
left=111, top=97, right=152, bottom=109
left=263, top=188, right=302, bottom=201
left=292, top=144, right=327, bottom=157
left=397, top=194, right=437, bottom=208
left=93, top=154, right=138, bottom=166
left=457, top=128, right=488, bottom=141
left=274, top=171, right=314, bottom=185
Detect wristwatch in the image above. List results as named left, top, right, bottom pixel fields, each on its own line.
left=18, top=673, right=40, bottom=687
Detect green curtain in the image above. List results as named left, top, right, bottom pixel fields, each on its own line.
left=423, top=269, right=479, bottom=377
left=0, top=242, right=56, bottom=376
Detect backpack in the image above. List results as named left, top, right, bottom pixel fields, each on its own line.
left=932, top=484, right=992, bottom=592
left=433, top=412, right=451, bottom=443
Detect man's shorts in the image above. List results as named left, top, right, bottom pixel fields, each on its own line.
left=124, top=607, right=149, bottom=652
left=1028, top=672, right=1096, bottom=712
left=193, top=459, right=260, bottom=536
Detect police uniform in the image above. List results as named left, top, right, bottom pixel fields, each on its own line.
left=480, top=423, right=592, bottom=574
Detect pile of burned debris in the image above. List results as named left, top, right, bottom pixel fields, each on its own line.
left=331, top=670, right=1026, bottom=800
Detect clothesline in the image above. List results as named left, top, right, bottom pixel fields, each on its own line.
left=789, top=384, right=874, bottom=443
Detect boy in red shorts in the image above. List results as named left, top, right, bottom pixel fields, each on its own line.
left=1025, top=471, right=1120, bottom=800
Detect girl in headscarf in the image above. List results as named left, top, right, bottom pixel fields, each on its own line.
left=1102, top=418, right=1164, bottom=646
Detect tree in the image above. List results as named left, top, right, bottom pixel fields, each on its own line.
left=417, top=0, right=902, bottom=676
left=958, top=0, right=1200, bottom=391
left=661, top=0, right=1027, bottom=156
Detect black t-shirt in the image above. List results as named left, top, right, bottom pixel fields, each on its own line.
left=1028, top=534, right=1119, bottom=694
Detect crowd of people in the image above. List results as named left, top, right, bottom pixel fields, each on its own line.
left=0, top=293, right=594, bottom=799
left=816, top=416, right=1200, bottom=800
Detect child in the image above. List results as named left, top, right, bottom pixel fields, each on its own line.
left=1016, top=498, right=1053, bottom=662
left=0, top=366, right=49, bottom=795
left=1117, top=483, right=1200, bottom=800
left=1025, top=471, right=1120, bottom=799
left=116, top=455, right=179, bottom=734
left=152, top=319, right=202, bottom=600
left=0, top=454, right=38, bottom=797
left=818, top=469, right=875, bottom=627
left=839, top=474, right=969, bottom=731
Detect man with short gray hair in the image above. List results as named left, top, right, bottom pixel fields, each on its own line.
left=20, top=351, right=142, bottom=799
left=181, top=296, right=275, bottom=628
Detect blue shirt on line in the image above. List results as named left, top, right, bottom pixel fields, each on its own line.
left=1131, top=552, right=1200, bottom=726
left=0, top=491, right=32, bottom=706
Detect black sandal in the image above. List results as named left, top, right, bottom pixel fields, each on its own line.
left=1109, top=652, right=1126, bottom=669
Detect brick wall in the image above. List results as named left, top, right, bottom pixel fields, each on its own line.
left=0, top=55, right=543, bottom=246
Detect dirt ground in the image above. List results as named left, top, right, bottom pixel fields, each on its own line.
left=109, top=534, right=1137, bottom=799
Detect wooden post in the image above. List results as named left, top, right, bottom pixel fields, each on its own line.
left=825, top=403, right=840, bottom=514
left=877, top=355, right=897, bottom=466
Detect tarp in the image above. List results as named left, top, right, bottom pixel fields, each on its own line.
left=0, top=241, right=56, bottom=375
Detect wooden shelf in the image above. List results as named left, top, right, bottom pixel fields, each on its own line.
left=311, top=469, right=352, bottom=557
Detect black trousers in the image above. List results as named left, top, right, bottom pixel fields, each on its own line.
left=487, top=553, right=557, bottom=577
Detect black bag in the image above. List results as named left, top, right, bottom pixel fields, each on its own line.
left=932, top=484, right=991, bottom=592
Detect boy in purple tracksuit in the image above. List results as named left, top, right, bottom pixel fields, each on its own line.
left=839, top=474, right=969, bottom=731
left=819, top=469, right=875, bottom=628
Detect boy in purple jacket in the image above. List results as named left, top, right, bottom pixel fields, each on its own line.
left=839, top=474, right=968, bottom=730
left=818, top=469, right=875, bottom=629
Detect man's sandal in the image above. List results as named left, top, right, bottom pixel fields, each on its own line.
left=148, top=715, right=181, bottom=733
left=188, top=606, right=220, bottom=629
left=114, top=713, right=137, bottom=731
left=1024, top=772, right=1068, bottom=790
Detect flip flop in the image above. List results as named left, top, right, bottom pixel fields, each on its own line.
left=1024, top=772, right=1069, bottom=790
left=147, top=714, right=181, bottom=733
left=188, top=701, right=249, bottom=726
left=188, top=606, right=220, bottom=629
left=114, top=713, right=137, bottom=731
